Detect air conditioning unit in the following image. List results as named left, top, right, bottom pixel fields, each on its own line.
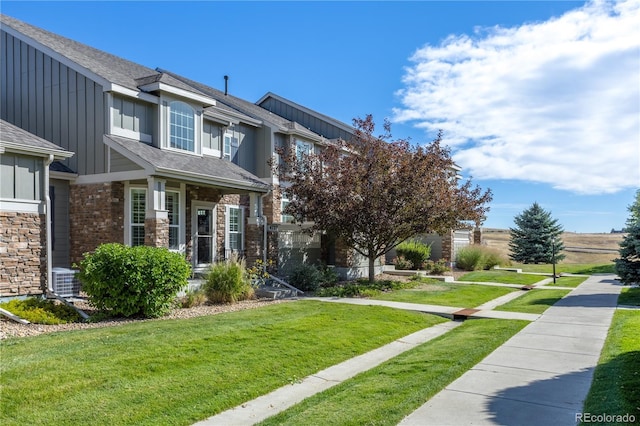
left=51, top=268, right=81, bottom=297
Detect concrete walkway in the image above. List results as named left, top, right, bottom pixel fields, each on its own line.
left=399, top=274, right=622, bottom=426
left=195, top=321, right=462, bottom=425
left=193, top=274, right=621, bottom=425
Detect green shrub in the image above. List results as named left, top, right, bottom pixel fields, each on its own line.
left=0, top=298, right=81, bottom=324
left=455, top=245, right=507, bottom=271
left=204, top=256, right=254, bottom=304
left=427, top=259, right=450, bottom=275
left=179, top=288, right=207, bottom=308
left=395, top=240, right=432, bottom=269
left=393, top=255, right=414, bottom=270
left=287, top=263, right=324, bottom=292
left=77, top=243, right=191, bottom=318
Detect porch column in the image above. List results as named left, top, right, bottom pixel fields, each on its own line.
left=145, top=177, right=169, bottom=248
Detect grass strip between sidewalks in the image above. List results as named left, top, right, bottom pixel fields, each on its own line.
left=0, top=301, right=445, bottom=426
left=543, top=275, right=588, bottom=288
left=457, top=270, right=545, bottom=285
left=258, top=319, right=528, bottom=426
left=581, top=310, right=640, bottom=424
left=618, top=286, right=640, bottom=306
left=494, top=289, right=571, bottom=314
left=373, top=283, right=517, bottom=307
left=512, top=263, right=615, bottom=274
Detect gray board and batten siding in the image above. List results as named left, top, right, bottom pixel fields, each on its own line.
left=259, top=96, right=353, bottom=141
left=1, top=30, right=106, bottom=176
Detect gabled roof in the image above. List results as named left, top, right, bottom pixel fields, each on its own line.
left=104, top=135, right=269, bottom=193
left=257, top=92, right=355, bottom=136
left=0, top=119, right=73, bottom=160
left=0, top=15, right=212, bottom=103
left=157, top=69, right=327, bottom=142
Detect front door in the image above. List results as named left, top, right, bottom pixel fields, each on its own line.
left=192, top=203, right=216, bottom=267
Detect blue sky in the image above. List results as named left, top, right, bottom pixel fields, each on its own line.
left=2, top=0, right=638, bottom=233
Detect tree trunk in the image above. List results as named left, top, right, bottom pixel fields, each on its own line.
left=368, top=256, right=376, bottom=283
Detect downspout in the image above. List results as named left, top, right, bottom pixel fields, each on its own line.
left=44, top=154, right=54, bottom=294
left=260, top=190, right=272, bottom=263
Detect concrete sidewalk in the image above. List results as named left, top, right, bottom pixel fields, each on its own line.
left=399, top=274, right=622, bottom=426
left=195, top=321, right=462, bottom=425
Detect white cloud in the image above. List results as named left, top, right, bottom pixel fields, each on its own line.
left=394, top=0, right=640, bottom=195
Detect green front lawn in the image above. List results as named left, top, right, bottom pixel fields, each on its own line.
left=373, top=282, right=517, bottom=308
left=618, top=286, right=640, bottom=306
left=260, top=319, right=528, bottom=426
left=512, top=263, right=615, bottom=274
left=457, top=270, right=546, bottom=285
left=0, top=301, right=445, bottom=426
left=494, top=289, right=571, bottom=314
left=581, top=310, right=640, bottom=424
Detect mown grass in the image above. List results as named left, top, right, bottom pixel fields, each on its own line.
left=512, top=263, right=615, bottom=274
left=457, top=270, right=545, bottom=285
left=494, top=289, right=571, bottom=314
left=259, top=319, right=528, bottom=426
left=618, top=286, right=640, bottom=306
left=581, top=310, right=640, bottom=424
left=0, top=301, right=445, bottom=426
left=373, top=282, right=517, bottom=308
left=544, top=275, right=588, bottom=288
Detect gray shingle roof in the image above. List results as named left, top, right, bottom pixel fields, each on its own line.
left=104, top=135, right=269, bottom=192
left=157, top=69, right=325, bottom=141
left=0, top=15, right=209, bottom=99
left=0, top=119, right=73, bottom=158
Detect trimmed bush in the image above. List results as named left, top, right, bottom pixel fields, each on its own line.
left=455, top=245, right=507, bottom=271
left=203, top=256, right=254, bottom=304
left=426, top=259, right=450, bottom=275
left=0, top=298, right=81, bottom=324
left=77, top=243, right=191, bottom=318
left=288, top=263, right=324, bottom=292
left=395, top=240, right=432, bottom=270
left=393, top=255, right=414, bottom=270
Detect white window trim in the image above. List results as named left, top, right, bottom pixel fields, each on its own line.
left=166, top=189, right=183, bottom=252
left=161, top=97, right=203, bottom=156
left=225, top=205, right=245, bottom=252
left=223, top=130, right=239, bottom=162
left=124, top=184, right=147, bottom=247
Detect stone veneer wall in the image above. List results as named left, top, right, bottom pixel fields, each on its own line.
left=145, top=218, right=169, bottom=247
left=441, top=230, right=454, bottom=263
left=0, top=212, right=47, bottom=296
left=69, top=182, right=124, bottom=265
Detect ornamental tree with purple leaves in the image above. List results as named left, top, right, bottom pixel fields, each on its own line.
left=276, top=115, right=492, bottom=282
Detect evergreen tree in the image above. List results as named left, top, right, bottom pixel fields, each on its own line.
left=509, top=202, right=565, bottom=264
left=615, top=190, right=640, bottom=284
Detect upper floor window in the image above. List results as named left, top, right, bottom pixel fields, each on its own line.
left=295, top=139, right=313, bottom=162
left=223, top=131, right=239, bottom=163
left=169, top=101, right=195, bottom=152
